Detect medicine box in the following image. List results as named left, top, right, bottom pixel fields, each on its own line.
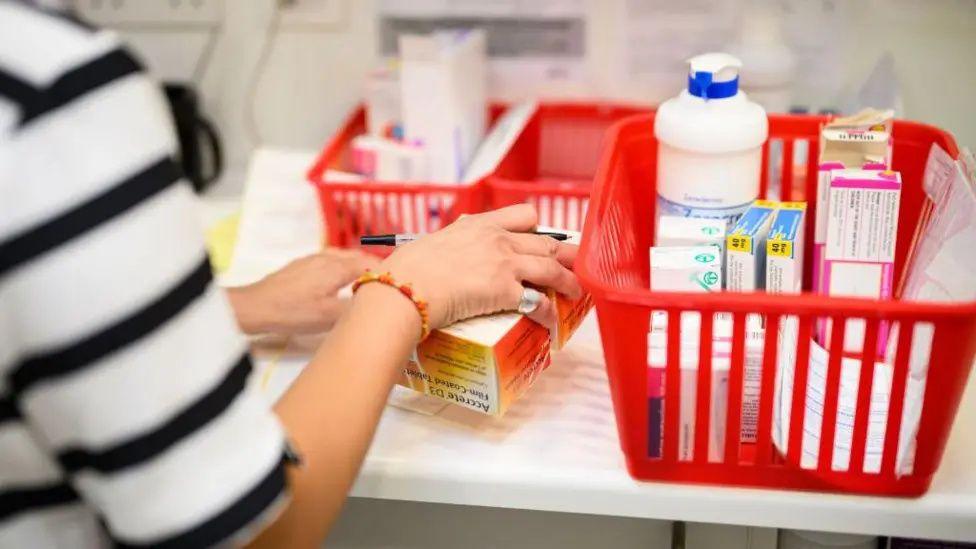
left=649, top=246, right=723, bottom=293
left=399, top=227, right=591, bottom=414
left=399, top=29, right=487, bottom=183
left=814, top=109, right=893, bottom=295
left=726, top=200, right=778, bottom=292
left=364, top=63, right=401, bottom=138
left=822, top=169, right=901, bottom=353
left=538, top=227, right=593, bottom=350
left=350, top=135, right=428, bottom=182
left=655, top=216, right=727, bottom=251
left=401, top=312, right=551, bottom=417
left=647, top=312, right=765, bottom=460
left=766, top=202, right=807, bottom=294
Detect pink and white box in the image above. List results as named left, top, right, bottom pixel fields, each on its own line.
left=813, top=110, right=894, bottom=300
left=821, top=169, right=901, bottom=354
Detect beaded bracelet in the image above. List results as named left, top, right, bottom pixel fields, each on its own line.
left=352, top=271, right=431, bottom=340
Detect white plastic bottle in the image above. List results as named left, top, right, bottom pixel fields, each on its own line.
left=654, top=53, right=768, bottom=225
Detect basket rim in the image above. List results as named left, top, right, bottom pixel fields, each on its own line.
left=576, top=113, right=976, bottom=320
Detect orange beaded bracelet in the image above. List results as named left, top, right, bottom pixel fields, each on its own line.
left=352, top=271, right=431, bottom=340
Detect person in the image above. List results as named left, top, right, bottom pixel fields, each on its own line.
left=0, top=2, right=581, bottom=547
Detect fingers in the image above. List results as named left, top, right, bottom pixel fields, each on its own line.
left=512, top=255, right=582, bottom=299
left=506, top=233, right=578, bottom=269
left=507, top=232, right=559, bottom=257
left=472, top=204, right=538, bottom=232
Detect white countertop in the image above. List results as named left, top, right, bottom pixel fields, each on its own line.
left=217, top=148, right=976, bottom=543
left=259, top=316, right=976, bottom=543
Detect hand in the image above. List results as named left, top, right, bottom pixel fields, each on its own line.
left=227, top=249, right=380, bottom=335
left=377, top=204, right=581, bottom=330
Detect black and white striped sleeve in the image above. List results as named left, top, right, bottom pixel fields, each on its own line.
left=0, top=3, right=289, bottom=547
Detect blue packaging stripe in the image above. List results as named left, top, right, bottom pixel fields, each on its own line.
left=730, top=203, right=775, bottom=237
left=769, top=208, right=803, bottom=242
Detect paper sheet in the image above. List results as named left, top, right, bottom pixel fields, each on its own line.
left=220, top=149, right=324, bottom=287
left=772, top=317, right=924, bottom=474
left=885, top=144, right=976, bottom=474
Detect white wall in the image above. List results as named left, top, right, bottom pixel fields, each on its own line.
left=110, top=0, right=976, bottom=192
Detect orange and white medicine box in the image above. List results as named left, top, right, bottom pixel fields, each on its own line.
left=398, top=226, right=590, bottom=415
left=539, top=227, right=593, bottom=349
left=400, top=312, right=551, bottom=416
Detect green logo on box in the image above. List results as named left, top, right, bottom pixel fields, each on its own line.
left=695, top=253, right=716, bottom=264
left=702, top=271, right=719, bottom=286
left=702, top=226, right=720, bottom=236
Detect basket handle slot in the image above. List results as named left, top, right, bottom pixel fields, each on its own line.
left=881, top=319, right=915, bottom=476
left=780, top=139, right=796, bottom=201
left=662, top=308, right=682, bottom=463
left=786, top=315, right=814, bottom=463
left=693, top=312, right=715, bottom=464
left=340, top=192, right=358, bottom=248
left=849, top=318, right=882, bottom=474
left=755, top=313, right=781, bottom=466
left=816, top=316, right=848, bottom=472
left=724, top=312, right=748, bottom=464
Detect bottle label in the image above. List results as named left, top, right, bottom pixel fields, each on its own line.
left=656, top=194, right=753, bottom=225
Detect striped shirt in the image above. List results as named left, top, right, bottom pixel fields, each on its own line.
left=1, top=2, right=290, bottom=547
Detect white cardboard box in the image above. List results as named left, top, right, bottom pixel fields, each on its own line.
left=649, top=246, right=723, bottom=293
left=400, top=29, right=487, bottom=184
left=655, top=216, right=727, bottom=251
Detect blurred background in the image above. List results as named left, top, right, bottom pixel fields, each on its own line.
left=69, top=0, right=976, bottom=195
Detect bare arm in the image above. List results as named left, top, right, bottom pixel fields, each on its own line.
left=247, top=205, right=581, bottom=547
left=248, top=283, right=419, bottom=547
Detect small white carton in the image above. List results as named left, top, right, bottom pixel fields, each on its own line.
left=649, top=246, right=722, bottom=293
left=350, top=135, right=428, bottom=182
left=364, top=63, right=401, bottom=137
left=399, top=29, right=487, bottom=184
left=656, top=216, right=727, bottom=252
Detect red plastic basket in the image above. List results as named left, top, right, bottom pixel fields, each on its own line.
left=307, top=103, right=650, bottom=251
left=487, top=103, right=649, bottom=231
left=306, top=105, right=499, bottom=252
left=576, top=112, right=976, bottom=496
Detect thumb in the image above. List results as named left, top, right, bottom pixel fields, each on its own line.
left=525, top=293, right=557, bottom=332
